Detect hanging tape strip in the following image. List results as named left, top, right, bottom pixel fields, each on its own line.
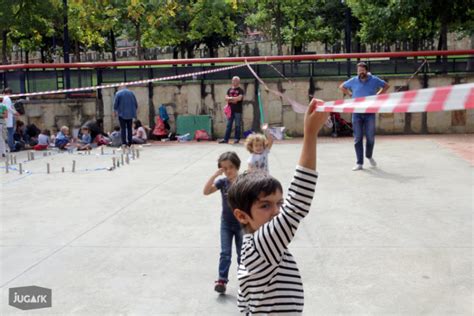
left=245, top=62, right=474, bottom=113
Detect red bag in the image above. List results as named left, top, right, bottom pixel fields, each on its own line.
left=194, top=129, right=210, bottom=141
left=223, top=104, right=231, bottom=119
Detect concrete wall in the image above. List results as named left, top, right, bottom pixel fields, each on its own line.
left=22, top=98, right=97, bottom=135
left=20, top=74, right=474, bottom=137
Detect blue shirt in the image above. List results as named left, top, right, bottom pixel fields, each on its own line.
left=343, top=74, right=386, bottom=98
left=215, top=177, right=241, bottom=227
left=81, top=133, right=91, bottom=144
left=113, top=89, right=138, bottom=119
left=56, top=131, right=68, bottom=141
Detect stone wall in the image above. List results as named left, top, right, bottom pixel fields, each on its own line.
left=20, top=74, right=474, bottom=137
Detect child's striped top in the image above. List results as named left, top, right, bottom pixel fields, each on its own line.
left=237, top=165, right=318, bottom=315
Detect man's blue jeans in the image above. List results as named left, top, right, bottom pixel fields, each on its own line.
left=224, top=112, right=241, bottom=142
left=119, top=117, right=133, bottom=146
left=218, top=218, right=243, bottom=282
left=352, top=113, right=376, bottom=165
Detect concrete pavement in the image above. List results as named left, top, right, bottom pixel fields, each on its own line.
left=0, top=134, right=472, bottom=315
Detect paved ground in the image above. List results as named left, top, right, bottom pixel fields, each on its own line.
left=0, top=134, right=472, bottom=315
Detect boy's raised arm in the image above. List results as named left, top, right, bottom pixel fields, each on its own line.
left=298, top=99, right=328, bottom=171
left=251, top=99, right=328, bottom=266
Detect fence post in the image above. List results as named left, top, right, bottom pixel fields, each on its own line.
left=96, top=68, right=104, bottom=120
left=148, top=67, right=155, bottom=129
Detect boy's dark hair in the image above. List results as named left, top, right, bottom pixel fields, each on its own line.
left=357, top=62, right=369, bottom=71
left=3, top=87, right=12, bottom=94
left=134, top=120, right=142, bottom=129
left=42, top=129, right=51, bottom=136
left=228, top=171, right=283, bottom=217
left=114, top=125, right=120, bottom=131
left=218, top=151, right=241, bottom=169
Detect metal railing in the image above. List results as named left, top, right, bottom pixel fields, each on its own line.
left=1, top=50, right=473, bottom=96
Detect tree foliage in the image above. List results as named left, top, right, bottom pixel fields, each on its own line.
left=1, top=0, right=473, bottom=63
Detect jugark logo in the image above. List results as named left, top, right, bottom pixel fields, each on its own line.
left=9, top=286, right=52, bottom=310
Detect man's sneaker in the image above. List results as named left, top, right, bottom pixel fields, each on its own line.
left=218, top=140, right=228, bottom=144
left=214, top=280, right=226, bottom=294
left=233, top=139, right=240, bottom=144
left=369, top=157, right=377, bottom=167
left=352, top=164, right=363, bottom=171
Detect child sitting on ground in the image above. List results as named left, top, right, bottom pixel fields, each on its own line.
left=55, top=126, right=70, bottom=150
left=228, top=99, right=328, bottom=315
left=77, top=126, right=92, bottom=151
left=245, top=124, right=274, bottom=173
left=109, top=126, right=122, bottom=147
left=132, top=120, right=147, bottom=144
left=203, top=151, right=243, bottom=294
left=33, top=129, right=51, bottom=150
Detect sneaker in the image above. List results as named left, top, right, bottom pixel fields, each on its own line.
left=218, top=140, right=228, bottom=144
left=352, top=164, right=363, bottom=171
left=233, top=139, right=240, bottom=144
left=369, top=158, right=377, bottom=167
left=214, top=280, right=227, bottom=294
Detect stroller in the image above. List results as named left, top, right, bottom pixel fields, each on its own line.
left=330, top=112, right=353, bottom=137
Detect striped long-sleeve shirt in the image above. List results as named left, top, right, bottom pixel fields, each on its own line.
left=237, top=165, right=318, bottom=315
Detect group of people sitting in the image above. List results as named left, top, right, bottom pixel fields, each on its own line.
left=11, top=118, right=148, bottom=152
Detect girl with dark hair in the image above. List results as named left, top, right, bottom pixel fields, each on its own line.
left=132, top=120, right=147, bottom=144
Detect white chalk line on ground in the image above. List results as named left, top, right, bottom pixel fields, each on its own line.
left=0, top=145, right=221, bottom=288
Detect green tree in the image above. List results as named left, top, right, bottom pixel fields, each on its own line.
left=0, top=0, right=16, bottom=63
left=246, top=0, right=285, bottom=55
left=246, top=0, right=353, bottom=55
left=348, top=0, right=474, bottom=51
left=3, top=0, right=61, bottom=63
left=188, top=0, right=246, bottom=58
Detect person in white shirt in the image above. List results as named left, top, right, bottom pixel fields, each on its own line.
left=33, top=129, right=51, bottom=151
left=245, top=124, right=274, bottom=173
left=2, top=88, right=19, bottom=152
left=228, top=99, right=328, bottom=315
left=132, top=120, right=147, bottom=144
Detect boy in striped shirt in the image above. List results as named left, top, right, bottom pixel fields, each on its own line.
left=228, top=99, right=328, bottom=315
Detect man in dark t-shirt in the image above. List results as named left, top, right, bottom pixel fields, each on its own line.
left=219, top=76, right=244, bottom=144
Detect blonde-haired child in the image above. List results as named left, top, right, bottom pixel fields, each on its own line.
left=55, top=126, right=70, bottom=150
left=245, top=124, right=273, bottom=173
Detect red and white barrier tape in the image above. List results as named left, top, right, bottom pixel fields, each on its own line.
left=3, top=61, right=473, bottom=113
left=316, top=83, right=474, bottom=113
left=246, top=62, right=474, bottom=113
left=0, top=63, right=249, bottom=99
